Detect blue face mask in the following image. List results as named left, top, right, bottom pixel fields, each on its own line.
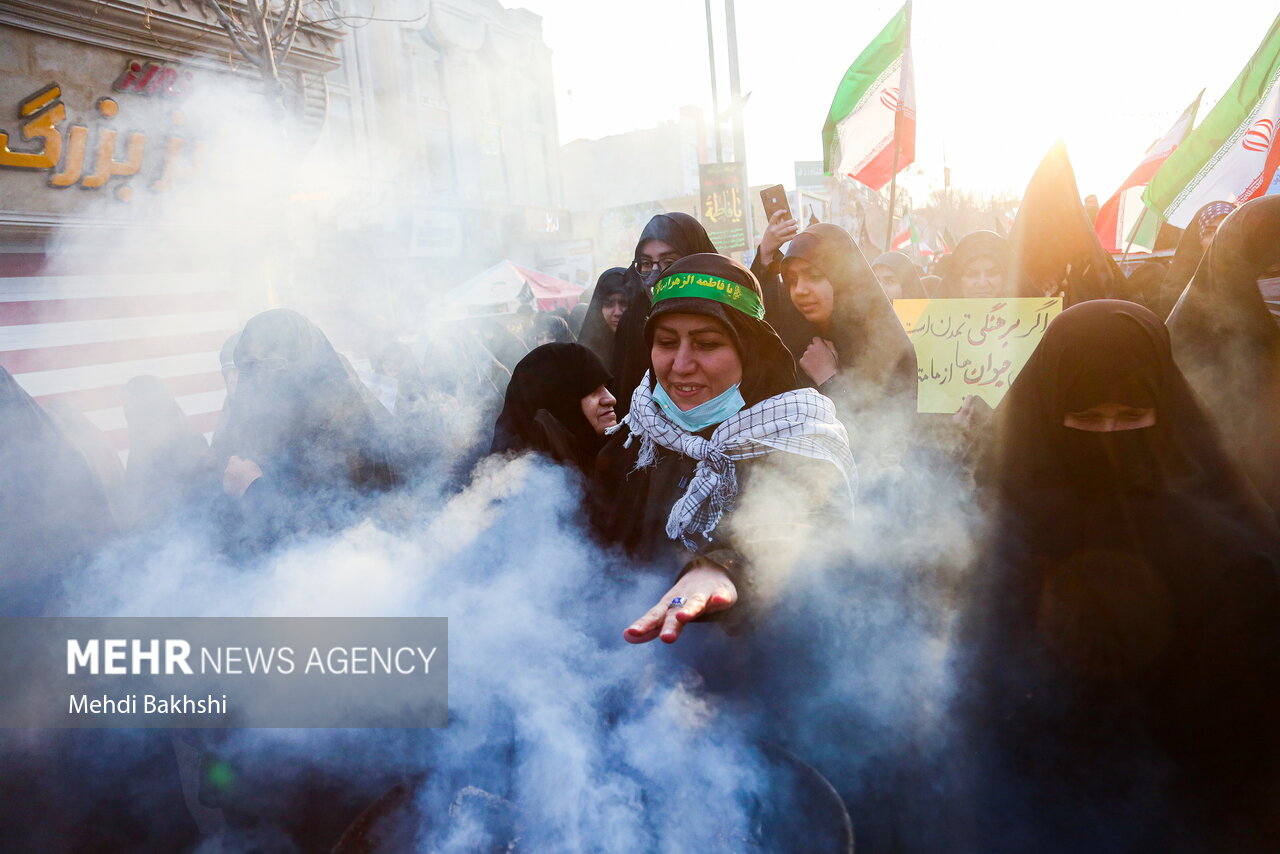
left=653, top=381, right=745, bottom=432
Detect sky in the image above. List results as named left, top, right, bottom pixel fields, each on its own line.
left=511, top=0, right=1278, bottom=203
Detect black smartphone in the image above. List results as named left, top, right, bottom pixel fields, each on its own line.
left=760, top=184, right=792, bottom=222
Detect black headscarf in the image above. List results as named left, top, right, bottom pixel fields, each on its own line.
left=577, top=267, right=629, bottom=366
left=490, top=343, right=611, bottom=474
left=1168, top=195, right=1280, bottom=514
left=635, top=211, right=720, bottom=260
left=871, top=251, right=929, bottom=299
left=1008, top=143, right=1125, bottom=305
left=782, top=224, right=917, bottom=411
left=612, top=213, right=719, bottom=416
left=964, top=300, right=1280, bottom=849
left=1121, top=260, right=1169, bottom=314
left=0, top=367, right=115, bottom=613
left=937, top=231, right=1013, bottom=299
left=569, top=302, right=589, bottom=337
left=644, top=253, right=798, bottom=407
left=220, top=309, right=396, bottom=493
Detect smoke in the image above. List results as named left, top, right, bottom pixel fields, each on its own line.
left=13, top=386, right=983, bottom=852
left=0, top=66, right=996, bottom=853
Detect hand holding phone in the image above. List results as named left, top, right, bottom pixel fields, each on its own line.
left=758, top=185, right=799, bottom=259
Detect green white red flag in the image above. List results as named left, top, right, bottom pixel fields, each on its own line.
left=821, top=3, right=915, bottom=191
left=1145, top=14, right=1280, bottom=227
left=1094, top=91, right=1202, bottom=253
left=891, top=212, right=934, bottom=257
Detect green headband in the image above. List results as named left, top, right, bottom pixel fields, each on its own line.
left=651, top=272, right=765, bottom=320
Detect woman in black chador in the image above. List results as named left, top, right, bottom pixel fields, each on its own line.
left=610, top=212, right=719, bottom=417
left=577, top=266, right=630, bottom=367
left=956, top=299, right=1280, bottom=853
left=779, top=224, right=918, bottom=419
left=490, top=342, right=616, bottom=477
left=0, top=366, right=115, bottom=612
left=1168, top=195, right=1280, bottom=517
left=215, top=309, right=397, bottom=546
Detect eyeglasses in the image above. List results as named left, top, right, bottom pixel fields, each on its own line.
left=239, top=356, right=289, bottom=373
left=634, top=258, right=676, bottom=275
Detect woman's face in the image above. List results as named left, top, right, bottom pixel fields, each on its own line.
left=580, top=384, right=618, bottom=435
left=960, top=254, right=1004, bottom=299
left=785, top=258, right=835, bottom=326
left=651, top=313, right=743, bottom=411
left=873, top=264, right=903, bottom=301
left=636, top=239, right=681, bottom=284
left=1062, top=402, right=1156, bottom=432
left=601, top=294, right=628, bottom=331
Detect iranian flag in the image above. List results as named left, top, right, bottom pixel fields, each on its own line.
left=822, top=3, right=915, bottom=190
left=891, top=212, right=933, bottom=256
left=1145, top=14, right=1280, bottom=227
left=1094, top=91, right=1202, bottom=253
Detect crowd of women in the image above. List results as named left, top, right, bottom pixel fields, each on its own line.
left=2, top=184, right=1279, bottom=850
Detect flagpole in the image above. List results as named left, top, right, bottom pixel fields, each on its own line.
left=704, top=0, right=723, bottom=163
left=883, top=0, right=910, bottom=252
left=1120, top=204, right=1150, bottom=264
left=884, top=144, right=900, bottom=251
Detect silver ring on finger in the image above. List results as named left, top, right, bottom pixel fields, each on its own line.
left=668, top=597, right=686, bottom=608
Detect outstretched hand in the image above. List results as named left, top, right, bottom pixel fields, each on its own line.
left=624, top=563, right=738, bottom=645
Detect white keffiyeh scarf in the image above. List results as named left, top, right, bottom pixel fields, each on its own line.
left=611, top=372, right=857, bottom=549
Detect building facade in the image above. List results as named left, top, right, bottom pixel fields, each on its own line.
left=0, top=0, right=342, bottom=449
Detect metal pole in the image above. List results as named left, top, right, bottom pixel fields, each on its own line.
left=883, top=1, right=911, bottom=252
left=884, top=143, right=900, bottom=251
left=724, top=0, right=751, bottom=247
left=704, top=0, right=723, bottom=162
left=1120, top=204, right=1150, bottom=265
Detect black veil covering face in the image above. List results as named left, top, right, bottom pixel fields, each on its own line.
left=958, top=300, right=1280, bottom=852
left=782, top=224, right=918, bottom=414
left=577, top=267, right=629, bottom=366
left=936, top=230, right=1012, bottom=298
left=1008, top=142, right=1125, bottom=304
left=490, top=342, right=612, bottom=474
left=221, top=309, right=396, bottom=494
left=611, top=212, right=719, bottom=417
left=1168, top=195, right=1280, bottom=515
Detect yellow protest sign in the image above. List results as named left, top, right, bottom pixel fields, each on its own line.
left=892, top=297, right=1063, bottom=414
